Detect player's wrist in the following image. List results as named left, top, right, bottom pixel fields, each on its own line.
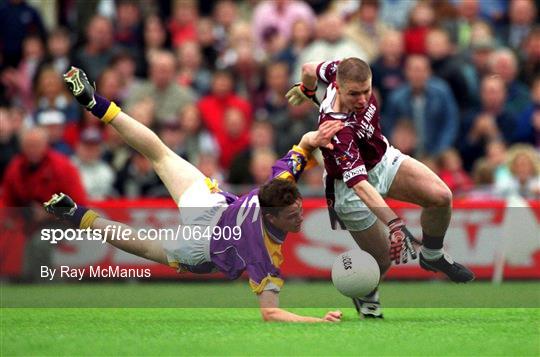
left=89, top=94, right=121, bottom=124
left=300, top=82, right=317, bottom=96
left=387, top=218, right=404, bottom=232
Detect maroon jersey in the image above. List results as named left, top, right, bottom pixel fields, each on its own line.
left=316, top=60, right=388, bottom=188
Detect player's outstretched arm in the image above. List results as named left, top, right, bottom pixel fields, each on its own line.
left=298, top=120, right=344, bottom=152
left=44, top=193, right=168, bottom=265
left=258, top=290, right=341, bottom=323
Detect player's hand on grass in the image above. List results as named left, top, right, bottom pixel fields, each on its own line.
left=43, top=193, right=78, bottom=220
left=323, top=310, right=342, bottom=322
left=286, top=82, right=320, bottom=107
left=63, top=67, right=97, bottom=109
left=387, top=218, right=418, bottom=265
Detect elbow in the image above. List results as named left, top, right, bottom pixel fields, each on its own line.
left=301, top=63, right=317, bottom=78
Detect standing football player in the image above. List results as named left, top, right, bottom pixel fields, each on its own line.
left=47, top=67, right=344, bottom=323
left=287, top=58, right=474, bottom=318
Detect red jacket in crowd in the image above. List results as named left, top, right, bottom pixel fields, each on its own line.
left=1, top=150, right=87, bottom=207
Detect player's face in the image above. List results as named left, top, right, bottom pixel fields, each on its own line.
left=269, top=199, right=304, bottom=233
left=338, top=79, right=372, bottom=112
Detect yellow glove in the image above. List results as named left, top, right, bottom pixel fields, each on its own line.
left=285, top=83, right=320, bottom=106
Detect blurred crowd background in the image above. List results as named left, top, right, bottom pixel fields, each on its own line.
left=1, top=0, right=540, bottom=204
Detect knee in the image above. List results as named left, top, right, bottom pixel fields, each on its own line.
left=428, top=184, right=453, bottom=208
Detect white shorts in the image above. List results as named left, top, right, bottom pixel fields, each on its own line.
left=163, top=178, right=228, bottom=269
left=331, top=146, right=408, bottom=231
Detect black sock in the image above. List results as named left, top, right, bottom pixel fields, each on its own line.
left=422, top=231, right=444, bottom=249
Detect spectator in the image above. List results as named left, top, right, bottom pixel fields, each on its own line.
left=0, top=0, right=46, bottom=67
left=33, top=66, right=80, bottom=122
left=1, top=35, right=45, bottom=110
left=468, top=158, right=497, bottom=199
left=218, top=21, right=264, bottom=98
left=41, top=27, right=72, bottom=75
left=73, top=15, right=118, bottom=80
left=488, top=48, right=531, bottom=119
left=252, top=0, right=316, bottom=52
left=143, top=15, right=169, bottom=68
left=371, top=30, right=406, bottom=105
left=497, top=0, right=537, bottom=51
left=275, top=18, right=314, bottom=70
left=467, top=38, right=497, bottom=92
left=71, top=127, right=115, bottom=200
left=514, top=76, right=540, bottom=147
left=437, top=148, right=474, bottom=195
left=485, top=140, right=511, bottom=183
left=384, top=55, right=459, bottom=158
left=388, top=119, right=417, bottom=156
left=176, top=41, right=212, bottom=96
left=212, top=0, right=240, bottom=50
left=519, top=27, right=540, bottom=86
left=379, top=0, right=417, bottom=30
left=443, top=0, right=481, bottom=50
left=459, top=76, right=515, bottom=171
left=157, top=121, right=186, bottom=157
left=125, top=50, right=196, bottom=123
left=64, top=109, right=106, bottom=151
left=113, top=0, right=143, bottom=51
left=110, top=51, right=142, bottom=103
left=115, top=151, right=168, bottom=198
left=0, top=107, right=19, bottom=178
left=249, top=148, right=278, bottom=186
left=178, top=104, right=219, bottom=164
left=198, top=69, right=252, bottom=168
left=403, top=2, right=435, bottom=55
left=195, top=152, right=225, bottom=184
left=344, top=0, right=391, bottom=63
left=168, top=0, right=198, bottom=49
left=425, top=27, right=476, bottom=111
left=196, top=17, right=219, bottom=70
left=96, top=68, right=123, bottom=105
left=1, top=127, right=86, bottom=280
left=229, top=120, right=275, bottom=185
left=35, top=110, right=72, bottom=156
left=495, top=144, right=540, bottom=198
left=294, top=11, right=368, bottom=79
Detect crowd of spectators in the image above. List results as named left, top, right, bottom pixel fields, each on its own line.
left=1, top=0, right=539, bottom=202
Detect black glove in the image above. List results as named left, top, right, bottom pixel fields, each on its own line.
left=43, top=193, right=78, bottom=220
left=63, top=67, right=96, bottom=109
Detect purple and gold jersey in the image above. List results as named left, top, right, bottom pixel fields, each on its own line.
left=316, top=60, right=388, bottom=188
left=208, top=146, right=312, bottom=293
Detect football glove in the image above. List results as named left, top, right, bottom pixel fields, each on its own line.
left=43, top=193, right=78, bottom=220
left=63, top=67, right=96, bottom=109
left=63, top=66, right=121, bottom=123
left=388, top=218, right=419, bottom=264
left=285, top=83, right=320, bottom=107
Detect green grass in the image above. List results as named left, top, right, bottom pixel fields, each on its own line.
left=1, top=282, right=539, bottom=356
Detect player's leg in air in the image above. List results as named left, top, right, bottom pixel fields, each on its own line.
left=62, top=67, right=212, bottom=270
left=63, top=66, right=204, bottom=204
left=387, top=157, right=474, bottom=282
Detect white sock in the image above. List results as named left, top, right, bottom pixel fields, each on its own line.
left=421, top=247, right=444, bottom=261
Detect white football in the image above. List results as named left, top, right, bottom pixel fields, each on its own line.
left=331, top=249, right=380, bottom=298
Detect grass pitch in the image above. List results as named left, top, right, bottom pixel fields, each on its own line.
left=1, top=282, right=539, bottom=356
